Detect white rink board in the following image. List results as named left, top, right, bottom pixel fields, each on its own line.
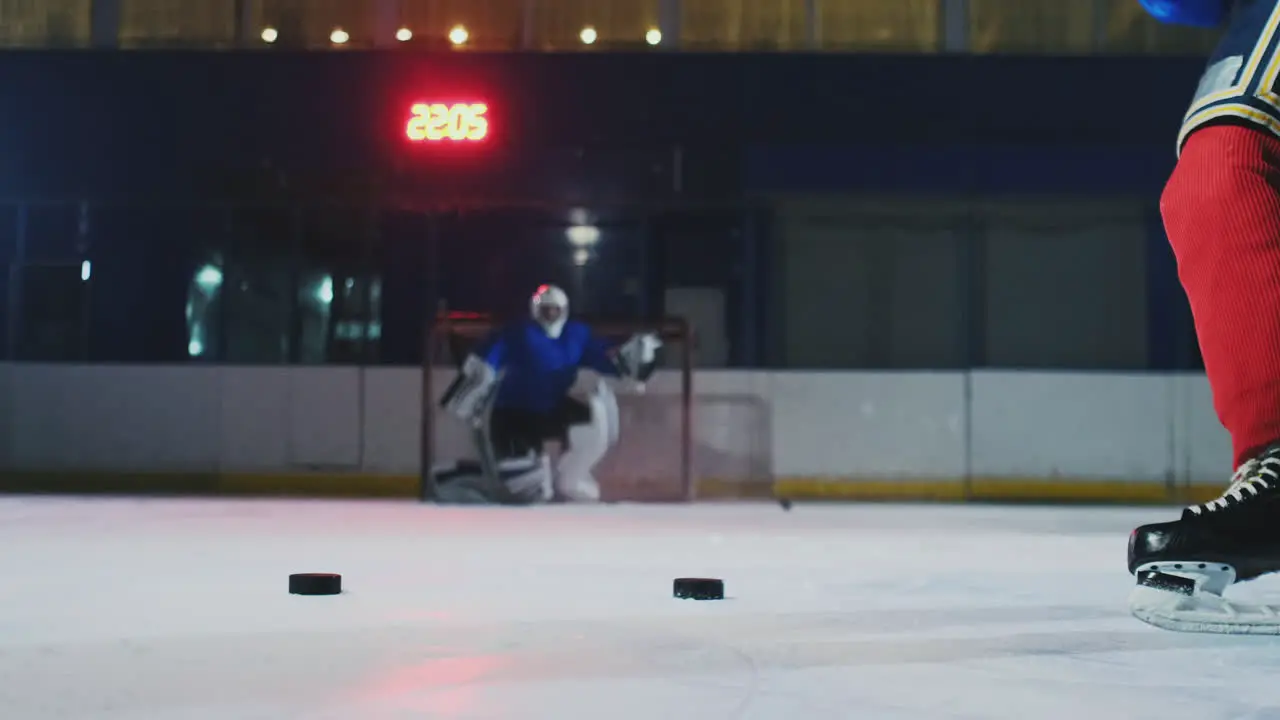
left=0, top=363, right=1232, bottom=488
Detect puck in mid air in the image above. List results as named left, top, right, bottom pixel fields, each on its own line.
left=289, top=573, right=342, bottom=596
left=673, top=577, right=725, bottom=600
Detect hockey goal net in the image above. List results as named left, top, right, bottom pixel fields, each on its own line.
left=421, top=312, right=699, bottom=502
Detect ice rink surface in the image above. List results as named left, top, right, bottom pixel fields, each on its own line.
left=3, top=497, right=1280, bottom=720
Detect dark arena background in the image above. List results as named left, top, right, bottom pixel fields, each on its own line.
left=0, top=2, right=1267, bottom=718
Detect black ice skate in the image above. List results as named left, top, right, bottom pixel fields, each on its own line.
left=1128, top=442, right=1280, bottom=634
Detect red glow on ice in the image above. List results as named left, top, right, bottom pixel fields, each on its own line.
left=358, top=654, right=509, bottom=714
left=405, top=102, right=489, bottom=142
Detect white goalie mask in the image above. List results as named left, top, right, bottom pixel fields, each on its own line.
left=530, top=284, right=569, bottom=338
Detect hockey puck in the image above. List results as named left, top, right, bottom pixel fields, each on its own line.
left=778, top=498, right=792, bottom=511
left=673, top=577, right=724, bottom=600
left=289, top=573, right=342, bottom=596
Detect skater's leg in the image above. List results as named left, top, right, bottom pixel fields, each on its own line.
left=1126, top=125, right=1280, bottom=633
left=1161, top=124, right=1280, bottom=466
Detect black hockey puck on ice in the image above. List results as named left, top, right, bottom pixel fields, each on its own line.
left=778, top=498, right=793, bottom=511
left=289, top=573, right=342, bottom=596
left=674, top=577, right=724, bottom=600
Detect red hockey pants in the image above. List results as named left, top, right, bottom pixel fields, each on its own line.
left=1162, top=124, right=1280, bottom=468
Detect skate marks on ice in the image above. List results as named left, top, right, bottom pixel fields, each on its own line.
left=6, top=500, right=1280, bottom=718
left=0, top=602, right=1251, bottom=720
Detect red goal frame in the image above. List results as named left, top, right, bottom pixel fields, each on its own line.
left=420, top=311, right=695, bottom=502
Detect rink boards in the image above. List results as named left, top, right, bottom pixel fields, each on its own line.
left=0, top=364, right=1230, bottom=504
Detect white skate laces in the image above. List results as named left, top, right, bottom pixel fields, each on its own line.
left=1189, top=454, right=1280, bottom=515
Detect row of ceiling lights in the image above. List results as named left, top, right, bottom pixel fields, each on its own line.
left=260, top=25, right=664, bottom=46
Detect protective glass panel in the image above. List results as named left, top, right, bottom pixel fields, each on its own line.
left=0, top=0, right=91, bottom=47
left=16, top=264, right=89, bottom=361
left=1100, top=0, right=1219, bottom=55
left=981, top=206, right=1149, bottom=369
left=399, top=0, right=524, bottom=50
left=970, top=0, right=1095, bottom=54
left=530, top=0, right=660, bottom=50
left=119, top=0, right=237, bottom=48
left=820, top=0, right=939, bottom=52
left=776, top=210, right=968, bottom=369
left=256, top=0, right=376, bottom=48
left=219, top=207, right=294, bottom=364
left=295, top=207, right=379, bottom=365
left=681, top=0, right=808, bottom=50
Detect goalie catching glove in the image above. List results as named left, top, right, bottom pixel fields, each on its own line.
left=613, top=332, right=662, bottom=384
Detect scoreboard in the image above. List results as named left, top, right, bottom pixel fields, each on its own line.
left=405, top=101, right=489, bottom=142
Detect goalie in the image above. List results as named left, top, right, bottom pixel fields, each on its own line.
left=433, top=284, right=661, bottom=504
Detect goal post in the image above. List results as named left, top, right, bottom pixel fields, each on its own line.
left=420, top=312, right=696, bottom=502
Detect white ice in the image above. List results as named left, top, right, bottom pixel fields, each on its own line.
left=2, top=497, right=1280, bottom=720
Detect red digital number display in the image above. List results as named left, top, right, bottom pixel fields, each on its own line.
left=405, top=102, right=489, bottom=142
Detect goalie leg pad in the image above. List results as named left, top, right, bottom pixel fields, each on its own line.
left=554, top=390, right=617, bottom=502
left=498, top=453, right=554, bottom=504
left=429, top=405, right=552, bottom=505
left=431, top=454, right=552, bottom=505
left=595, top=378, right=620, bottom=448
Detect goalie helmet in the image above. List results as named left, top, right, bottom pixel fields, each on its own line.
left=530, top=284, right=569, bottom=338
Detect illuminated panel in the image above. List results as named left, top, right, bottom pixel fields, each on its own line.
left=405, top=102, right=489, bottom=142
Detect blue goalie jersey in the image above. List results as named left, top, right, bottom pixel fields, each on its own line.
left=475, top=319, right=619, bottom=413
left=1143, top=0, right=1280, bottom=153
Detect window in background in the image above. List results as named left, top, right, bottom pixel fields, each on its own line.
left=771, top=198, right=968, bottom=370
left=0, top=205, right=14, bottom=361
left=970, top=0, right=1095, bottom=54
left=820, top=0, right=939, bottom=52
left=218, top=207, right=294, bottom=364
left=399, top=0, right=523, bottom=50
left=256, top=0, right=375, bottom=48
left=186, top=255, right=224, bottom=361
left=1100, top=0, right=1218, bottom=55
left=681, top=0, right=807, bottom=51
left=119, top=0, right=237, bottom=48
left=293, top=273, right=382, bottom=364
left=295, top=206, right=379, bottom=365
left=80, top=205, right=218, bottom=363
left=0, top=0, right=91, bottom=47
left=15, top=264, right=89, bottom=361
left=979, top=201, right=1149, bottom=370
left=221, top=254, right=294, bottom=363
left=368, top=210, right=430, bottom=365
left=531, top=0, right=659, bottom=50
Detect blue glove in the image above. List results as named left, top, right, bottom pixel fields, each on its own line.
left=1139, top=0, right=1229, bottom=27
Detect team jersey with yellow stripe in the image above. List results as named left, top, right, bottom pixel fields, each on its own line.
left=1179, top=0, right=1280, bottom=154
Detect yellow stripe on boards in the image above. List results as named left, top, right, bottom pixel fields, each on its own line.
left=0, top=471, right=1229, bottom=506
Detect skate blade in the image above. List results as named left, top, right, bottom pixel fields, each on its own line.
left=1129, top=583, right=1280, bottom=634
